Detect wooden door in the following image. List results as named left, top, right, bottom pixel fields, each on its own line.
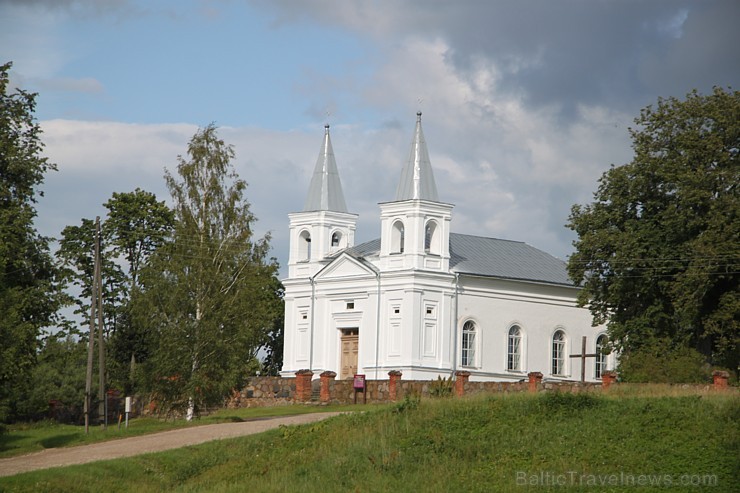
left=340, top=329, right=359, bottom=380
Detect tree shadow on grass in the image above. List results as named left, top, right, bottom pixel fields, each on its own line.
left=40, top=433, right=79, bottom=449
left=0, top=433, right=26, bottom=454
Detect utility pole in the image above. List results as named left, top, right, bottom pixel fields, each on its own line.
left=95, top=217, right=107, bottom=429
left=84, top=217, right=101, bottom=434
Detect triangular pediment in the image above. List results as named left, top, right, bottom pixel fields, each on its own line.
left=315, top=253, right=376, bottom=280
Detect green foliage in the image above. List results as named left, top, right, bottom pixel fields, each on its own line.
left=0, top=62, right=61, bottom=423
left=537, top=391, right=600, bottom=413
left=56, top=218, right=126, bottom=337
left=428, top=375, right=454, bottom=397
left=393, top=393, right=420, bottom=413
left=103, top=189, right=174, bottom=393
left=17, top=336, right=88, bottom=422
left=135, top=124, right=283, bottom=419
left=55, top=189, right=174, bottom=395
left=618, top=338, right=713, bottom=383
left=567, top=87, right=740, bottom=372
left=261, top=304, right=284, bottom=376
left=2, top=394, right=737, bottom=492
left=103, top=188, right=175, bottom=291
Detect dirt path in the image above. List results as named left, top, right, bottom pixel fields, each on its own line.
left=0, top=412, right=342, bottom=478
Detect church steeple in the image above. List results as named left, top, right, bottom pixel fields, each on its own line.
left=304, top=124, right=348, bottom=212
left=288, top=124, right=357, bottom=279
left=379, top=112, right=452, bottom=272
left=395, top=112, right=439, bottom=202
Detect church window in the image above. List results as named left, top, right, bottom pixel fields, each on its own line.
left=298, top=230, right=311, bottom=261
left=424, top=220, right=440, bottom=254
left=595, top=334, right=608, bottom=379
left=461, top=320, right=476, bottom=367
left=331, top=231, right=342, bottom=248
left=552, top=330, right=566, bottom=376
left=507, top=325, right=522, bottom=371
left=391, top=220, right=405, bottom=253
left=346, top=301, right=354, bottom=310
left=393, top=307, right=400, bottom=314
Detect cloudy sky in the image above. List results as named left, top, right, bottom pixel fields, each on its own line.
left=2, top=0, right=738, bottom=277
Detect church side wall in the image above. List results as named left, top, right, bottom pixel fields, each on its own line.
left=456, top=276, right=608, bottom=382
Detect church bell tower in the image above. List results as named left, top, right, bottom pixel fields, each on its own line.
left=379, top=112, right=453, bottom=272
left=288, top=125, right=358, bottom=278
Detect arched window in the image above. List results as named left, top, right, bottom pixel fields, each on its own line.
left=595, top=334, right=608, bottom=379
left=424, top=220, right=440, bottom=254
left=461, top=320, right=476, bottom=367
left=507, top=325, right=521, bottom=371
left=331, top=231, right=342, bottom=248
left=298, top=230, right=311, bottom=261
left=391, top=220, right=405, bottom=253
left=551, top=330, right=566, bottom=375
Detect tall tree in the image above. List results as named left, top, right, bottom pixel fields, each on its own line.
left=56, top=218, right=126, bottom=338
left=136, top=124, right=282, bottom=419
left=104, top=188, right=174, bottom=290
left=567, top=87, right=739, bottom=374
left=0, top=62, right=61, bottom=422
left=56, top=191, right=174, bottom=392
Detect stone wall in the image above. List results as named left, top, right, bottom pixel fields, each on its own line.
left=226, top=376, right=296, bottom=408
left=227, top=371, right=599, bottom=408
left=224, top=370, right=733, bottom=409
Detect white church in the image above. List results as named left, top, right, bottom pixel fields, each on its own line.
left=281, top=113, right=611, bottom=383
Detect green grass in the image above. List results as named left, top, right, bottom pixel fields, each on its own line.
left=1, top=392, right=737, bottom=492
left=0, top=404, right=364, bottom=459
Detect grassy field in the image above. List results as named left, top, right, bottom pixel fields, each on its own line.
left=1, top=391, right=737, bottom=492
left=0, top=404, right=364, bottom=459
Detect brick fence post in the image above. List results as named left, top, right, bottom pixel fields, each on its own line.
left=713, top=370, right=729, bottom=389
left=320, top=371, right=336, bottom=402
left=388, top=370, right=402, bottom=401
left=295, top=369, right=314, bottom=402
left=455, top=371, right=471, bottom=397
left=601, top=371, right=617, bottom=390
left=528, top=372, right=543, bottom=393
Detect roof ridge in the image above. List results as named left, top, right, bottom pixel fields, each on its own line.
left=451, top=232, right=526, bottom=244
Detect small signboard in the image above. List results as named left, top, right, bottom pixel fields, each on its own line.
left=353, top=374, right=366, bottom=390
left=353, top=374, right=366, bottom=404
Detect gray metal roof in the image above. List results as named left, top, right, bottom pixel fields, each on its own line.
left=346, top=233, right=574, bottom=286
left=347, top=238, right=381, bottom=258
left=303, top=125, right=349, bottom=213
left=395, top=112, right=439, bottom=202
left=449, top=233, right=573, bottom=286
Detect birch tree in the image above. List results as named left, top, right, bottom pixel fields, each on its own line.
left=136, top=125, right=282, bottom=419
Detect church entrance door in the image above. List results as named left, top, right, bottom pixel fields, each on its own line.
left=340, top=329, right=359, bottom=379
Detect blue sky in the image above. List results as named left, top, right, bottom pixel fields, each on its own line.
left=2, top=0, right=738, bottom=283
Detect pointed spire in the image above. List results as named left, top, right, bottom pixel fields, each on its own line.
left=395, top=112, right=439, bottom=201
left=304, top=124, right=349, bottom=212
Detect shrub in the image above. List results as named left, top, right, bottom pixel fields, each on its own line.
left=428, top=376, right=453, bottom=397
left=618, top=339, right=712, bottom=383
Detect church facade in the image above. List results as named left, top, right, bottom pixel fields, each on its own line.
left=280, top=113, right=611, bottom=382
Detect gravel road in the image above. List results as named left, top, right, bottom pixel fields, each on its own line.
left=0, top=412, right=342, bottom=478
